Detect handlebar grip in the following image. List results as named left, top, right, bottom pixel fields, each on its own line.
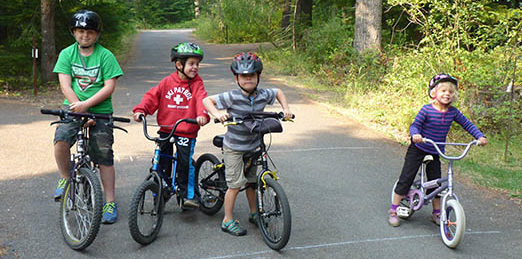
left=113, top=116, right=131, bottom=123
left=214, top=118, right=221, bottom=123
left=40, top=109, right=62, bottom=116
left=185, top=118, right=198, bottom=124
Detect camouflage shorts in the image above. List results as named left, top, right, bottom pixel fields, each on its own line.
left=54, top=114, right=114, bottom=166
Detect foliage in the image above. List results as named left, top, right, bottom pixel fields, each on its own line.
left=134, top=0, right=194, bottom=29
left=195, top=0, right=282, bottom=43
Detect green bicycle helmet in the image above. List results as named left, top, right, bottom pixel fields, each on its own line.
left=170, top=42, right=204, bottom=62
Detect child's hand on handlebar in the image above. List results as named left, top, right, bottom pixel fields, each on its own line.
left=133, top=112, right=145, bottom=122
left=412, top=134, right=423, bottom=143
left=282, top=108, right=293, bottom=120
left=478, top=137, right=488, bottom=146
left=214, top=112, right=230, bottom=123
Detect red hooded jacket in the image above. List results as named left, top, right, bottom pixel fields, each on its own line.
left=132, top=72, right=209, bottom=138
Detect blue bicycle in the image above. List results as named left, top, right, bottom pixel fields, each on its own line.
left=128, top=115, right=199, bottom=245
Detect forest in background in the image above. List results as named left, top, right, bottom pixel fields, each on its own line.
left=0, top=0, right=520, bottom=197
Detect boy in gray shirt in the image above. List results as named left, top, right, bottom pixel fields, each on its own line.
left=203, top=52, right=293, bottom=236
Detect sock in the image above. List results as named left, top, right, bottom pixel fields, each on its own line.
left=391, top=204, right=399, bottom=211
left=432, top=209, right=440, bottom=214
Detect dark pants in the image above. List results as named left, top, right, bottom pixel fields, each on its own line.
left=158, top=132, right=197, bottom=199
left=394, top=143, right=441, bottom=196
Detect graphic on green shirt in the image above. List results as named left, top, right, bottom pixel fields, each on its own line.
left=72, top=63, right=101, bottom=91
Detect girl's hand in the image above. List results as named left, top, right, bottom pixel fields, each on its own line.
left=133, top=112, right=144, bottom=122
left=478, top=137, right=488, bottom=146
left=412, top=134, right=423, bottom=143
left=197, top=116, right=208, bottom=126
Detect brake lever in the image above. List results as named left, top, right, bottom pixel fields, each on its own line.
left=112, top=125, right=128, bottom=133
left=50, top=120, right=67, bottom=126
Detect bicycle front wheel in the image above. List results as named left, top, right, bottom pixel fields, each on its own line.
left=128, top=179, right=165, bottom=245
left=196, top=153, right=226, bottom=215
left=258, top=177, right=291, bottom=250
left=60, top=167, right=103, bottom=250
left=440, top=199, right=466, bottom=248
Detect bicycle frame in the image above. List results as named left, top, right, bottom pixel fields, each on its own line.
left=408, top=139, right=479, bottom=212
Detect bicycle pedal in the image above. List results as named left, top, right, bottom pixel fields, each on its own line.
left=396, top=206, right=410, bottom=217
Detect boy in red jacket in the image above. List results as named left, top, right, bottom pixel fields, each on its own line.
left=133, top=42, right=209, bottom=208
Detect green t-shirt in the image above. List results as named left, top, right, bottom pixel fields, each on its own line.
left=53, top=42, right=123, bottom=113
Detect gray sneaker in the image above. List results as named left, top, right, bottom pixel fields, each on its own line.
left=182, top=198, right=199, bottom=209
left=432, top=212, right=441, bottom=226
left=388, top=209, right=400, bottom=227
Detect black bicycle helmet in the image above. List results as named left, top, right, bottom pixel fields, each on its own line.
left=170, top=42, right=204, bottom=62
left=230, top=52, right=263, bottom=75
left=70, top=10, right=102, bottom=34
left=428, top=73, right=458, bottom=98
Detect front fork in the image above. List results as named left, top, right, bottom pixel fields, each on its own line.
left=256, top=170, right=279, bottom=215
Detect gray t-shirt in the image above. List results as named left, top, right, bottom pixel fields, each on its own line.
left=215, top=88, right=277, bottom=151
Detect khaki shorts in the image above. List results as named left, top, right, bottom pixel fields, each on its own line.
left=223, top=147, right=257, bottom=189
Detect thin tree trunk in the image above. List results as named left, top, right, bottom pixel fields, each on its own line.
left=40, top=0, right=56, bottom=83
left=281, top=0, right=292, bottom=29
left=354, top=0, right=382, bottom=54
left=194, top=1, right=200, bottom=18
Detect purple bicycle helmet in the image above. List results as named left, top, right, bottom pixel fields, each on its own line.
left=428, top=73, right=458, bottom=98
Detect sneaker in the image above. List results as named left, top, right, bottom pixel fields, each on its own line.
left=54, top=178, right=67, bottom=202
left=388, top=209, right=400, bottom=227
left=182, top=198, right=200, bottom=209
left=221, top=219, right=247, bottom=236
left=432, top=212, right=441, bottom=226
left=248, top=212, right=258, bottom=226
left=102, top=202, right=117, bottom=224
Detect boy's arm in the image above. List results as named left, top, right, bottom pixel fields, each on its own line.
left=203, top=95, right=229, bottom=123
left=70, top=78, right=117, bottom=113
left=58, top=73, right=80, bottom=105
left=275, top=89, right=293, bottom=119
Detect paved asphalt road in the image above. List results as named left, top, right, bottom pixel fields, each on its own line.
left=0, top=30, right=520, bottom=259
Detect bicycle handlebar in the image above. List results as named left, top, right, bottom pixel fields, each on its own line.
left=139, top=114, right=198, bottom=142
left=213, top=111, right=295, bottom=124
left=422, top=138, right=479, bottom=161
left=41, top=109, right=131, bottom=123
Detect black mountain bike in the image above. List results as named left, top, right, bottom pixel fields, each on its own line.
left=196, top=111, right=293, bottom=250
left=128, top=115, right=200, bottom=245
left=41, top=109, right=129, bottom=250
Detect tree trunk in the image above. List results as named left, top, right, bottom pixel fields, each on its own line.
left=40, top=0, right=56, bottom=83
left=281, top=0, right=292, bottom=29
left=354, top=0, right=382, bottom=54
left=194, top=1, right=200, bottom=18
left=292, top=0, right=313, bottom=50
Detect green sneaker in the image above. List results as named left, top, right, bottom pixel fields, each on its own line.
left=54, top=178, right=67, bottom=202
left=221, top=219, right=247, bottom=236
left=248, top=212, right=258, bottom=226
left=102, top=202, right=118, bottom=224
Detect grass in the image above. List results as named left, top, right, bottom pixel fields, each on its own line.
left=454, top=135, right=521, bottom=199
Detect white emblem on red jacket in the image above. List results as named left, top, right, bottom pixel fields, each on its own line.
left=165, top=87, right=192, bottom=109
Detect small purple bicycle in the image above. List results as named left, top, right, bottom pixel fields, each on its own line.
left=391, top=138, right=479, bottom=248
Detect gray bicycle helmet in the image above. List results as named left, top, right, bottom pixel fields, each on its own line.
left=230, top=52, right=263, bottom=75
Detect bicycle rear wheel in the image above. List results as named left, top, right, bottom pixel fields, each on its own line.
left=60, top=167, right=103, bottom=250
left=128, top=179, right=165, bottom=245
left=195, top=153, right=226, bottom=215
left=258, top=177, right=291, bottom=250
left=440, top=199, right=466, bottom=248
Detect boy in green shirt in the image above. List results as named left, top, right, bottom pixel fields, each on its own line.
left=52, top=10, right=123, bottom=224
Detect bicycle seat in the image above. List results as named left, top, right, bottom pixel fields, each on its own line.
left=423, top=155, right=434, bottom=163
left=213, top=135, right=224, bottom=148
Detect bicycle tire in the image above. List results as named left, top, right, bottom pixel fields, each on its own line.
left=391, top=180, right=415, bottom=219
left=258, top=177, right=291, bottom=250
left=60, top=167, right=103, bottom=250
left=440, top=199, right=466, bottom=248
left=128, top=180, right=165, bottom=245
left=195, top=153, right=225, bottom=215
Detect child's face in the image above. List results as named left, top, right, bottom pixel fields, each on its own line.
left=73, top=28, right=99, bottom=48
left=177, top=57, right=200, bottom=79
left=434, top=84, right=456, bottom=105
left=236, top=73, right=258, bottom=92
